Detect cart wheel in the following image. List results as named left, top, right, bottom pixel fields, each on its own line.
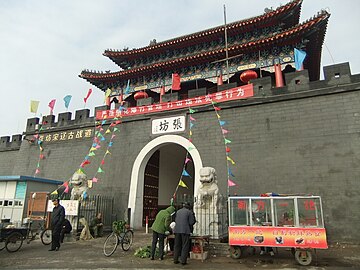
left=294, top=249, right=312, bottom=266
left=0, top=241, right=5, bottom=251
left=103, top=232, right=119, bottom=257
left=230, top=246, right=242, bottom=259
left=5, top=232, right=23, bottom=252
left=121, top=230, right=134, bottom=251
left=40, top=229, right=52, bottom=245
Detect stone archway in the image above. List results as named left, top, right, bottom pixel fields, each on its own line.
left=128, top=135, right=203, bottom=229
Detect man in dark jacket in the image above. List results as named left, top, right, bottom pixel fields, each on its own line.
left=49, top=198, right=65, bottom=251
left=173, top=202, right=196, bottom=265
left=150, top=205, right=175, bottom=260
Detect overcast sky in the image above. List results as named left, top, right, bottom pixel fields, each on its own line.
left=0, top=0, right=359, bottom=137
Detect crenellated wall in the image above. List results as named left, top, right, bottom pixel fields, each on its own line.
left=0, top=63, right=359, bottom=243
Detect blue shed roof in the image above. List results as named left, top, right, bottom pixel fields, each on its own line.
left=0, top=175, right=63, bottom=185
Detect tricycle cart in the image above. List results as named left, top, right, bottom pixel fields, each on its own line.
left=0, top=226, right=28, bottom=252
left=228, top=195, right=328, bottom=266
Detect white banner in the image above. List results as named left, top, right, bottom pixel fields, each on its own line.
left=152, top=115, right=186, bottom=135
left=47, top=200, right=79, bottom=216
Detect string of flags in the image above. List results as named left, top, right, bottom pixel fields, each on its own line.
left=173, top=108, right=197, bottom=198
left=50, top=116, right=122, bottom=199
left=211, top=101, right=237, bottom=194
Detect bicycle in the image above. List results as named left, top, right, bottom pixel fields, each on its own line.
left=103, top=221, right=134, bottom=257
left=25, top=218, right=52, bottom=245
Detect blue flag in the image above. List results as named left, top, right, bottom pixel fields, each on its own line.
left=125, top=79, right=130, bottom=94
left=63, top=95, right=72, bottom=109
left=294, top=48, right=306, bottom=71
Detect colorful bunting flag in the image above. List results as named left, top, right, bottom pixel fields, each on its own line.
left=182, top=169, right=190, bottom=177
left=190, top=116, right=196, bottom=121
left=88, top=152, right=95, bottom=157
left=92, top=177, right=98, bottom=183
left=221, top=128, right=228, bottom=134
left=84, top=88, right=92, bottom=103
left=227, top=156, right=235, bottom=165
left=224, top=138, right=232, bottom=144
left=51, top=190, right=58, bottom=195
left=30, top=100, right=40, bottom=113
left=97, top=167, right=104, bottom=173
left=63, top=95, right=72, bottom=109
left=228, top=179, right=236, bottom=187
left=178, top=180, right=188, bottom=188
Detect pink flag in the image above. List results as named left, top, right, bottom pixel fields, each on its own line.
left=48, top=99, right=56, bottom=115
left=92, top=177, right=98, bottom=183
left=228, top=179, right=236, bottom=187
left=84, top=88, right=92, bottom=103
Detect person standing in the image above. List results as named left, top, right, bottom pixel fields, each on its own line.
left=173, top=202, right=196, bottom=265
left=150, top=205, right=176, bottom=260
left=49, top=198, right=65, bottom=251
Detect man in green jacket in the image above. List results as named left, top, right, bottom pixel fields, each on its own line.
left=150, top=205, right=175, bottom=260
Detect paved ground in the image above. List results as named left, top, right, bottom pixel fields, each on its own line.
left=0, top=230, right=359, bottom=270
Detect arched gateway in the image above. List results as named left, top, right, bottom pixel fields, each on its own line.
left=128, top=134, right=203, bottom=229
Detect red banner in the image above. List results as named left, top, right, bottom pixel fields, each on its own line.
left=96, top=84, right=254, bottom=120
left=229, top=226, right=328, bottom=249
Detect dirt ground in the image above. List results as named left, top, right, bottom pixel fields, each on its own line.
left=0, top=230, right=359, bottom=269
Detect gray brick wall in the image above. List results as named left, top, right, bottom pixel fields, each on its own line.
left=0, top=63, right=359, bottom=243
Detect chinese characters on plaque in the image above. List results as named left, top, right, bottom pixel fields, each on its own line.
left=37, top=128, right=93, bottom=143
left=152, top=115, right=186, bottom=135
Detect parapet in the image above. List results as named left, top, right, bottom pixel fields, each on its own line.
left=0, top=134, right=22, bottom=150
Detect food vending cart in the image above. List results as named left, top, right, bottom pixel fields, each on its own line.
left=228, top=195, right=328, bottom=266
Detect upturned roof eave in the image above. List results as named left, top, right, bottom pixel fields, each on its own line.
left=103, top=0, right=302, bottom=65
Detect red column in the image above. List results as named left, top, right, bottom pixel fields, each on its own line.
left=274, top=64, right=284, bottom=87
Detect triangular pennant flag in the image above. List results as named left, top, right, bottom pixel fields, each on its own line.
left=97, top=167, right=104, bottom=173
left=178, top=180, right=188, bottom=188
left=76, top=168, right=85, bottom=174
left=35, top=168, right=40, bottom=174
left=108, top=142, right=113, bottom=147
left=189, top=116, right=196, bottom=121
left=64, top=185, right=69, bottom=193
left=224, top=138, right=232, bottom=144
left=39, top=154, right=44, bottom=159
left=37, top=162, right=40, bottom=167
left=95, top=144, right=101, bottom=149
left=189, top=130, right=193, bottom=136
left=227, top=156, right=236, bottom=165
left=217, top=113, right=221, bottom=119
left=226, top=147, right=231, bottom=153
left=228, top=179, right=236, bottom=187
left=33, top=134, right=39, bottom=139
left=82, top=191, right=88, bottom=199
left=189, top=108, right=196, bottom=114
left=92, top=177, right=98, bottom=183
left=222, top=128, right=229, bottom=135
left=100, top=136, right=106, bottom=141
left=105, top=150, right=111, bottom=155
left=228, top=168, right=235, bottom=177
left=219, top=120, right=226, bottom=126
left=51, top=189, right=58, bottom=195
left=111, top=135, right=116, bottom=139
left=84, top=155, right=90, bottom=160
left=189, top=122, right=194, bottom=129
left=114, top=127, right=119, bottom=132
left=101, top=120, right=106, bottom=125
left=105, top=129, right=111, bottom=134
left=188, top=138, right=193, bottom=143
left=90, top=147, right=97, bottom=151
left=88, top=151, right=95, bottom=157
left=214, top=106, right=221, bottom=111
left=101, top=159, right=105, bottom=165
left=187, top=146, right=195, bottom=151
left=185, top=157, right=192, bottom=164
left=182, top=169, right=190, bottom=177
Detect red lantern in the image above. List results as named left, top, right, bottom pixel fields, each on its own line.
left=134, top=91, right=148, bottom=100
left=240, top=70, right=258, bottom=84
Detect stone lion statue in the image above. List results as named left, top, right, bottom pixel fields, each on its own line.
left=70, top=172, right=88, bottom=200
left=195, top=167, right=219, bottom=208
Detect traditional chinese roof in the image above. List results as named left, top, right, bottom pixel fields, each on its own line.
left=103, top=0, right=302, bottom=67
left=80, top=9, right=329, bottom=87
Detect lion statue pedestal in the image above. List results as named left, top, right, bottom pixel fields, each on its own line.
left=194, top=167, right=227, bottom=239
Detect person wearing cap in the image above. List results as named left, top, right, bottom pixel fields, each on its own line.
left=49, top=198, right=65, bottom=251
left=150, top=205, right=176, bottom=261
left=173, top=202, right=196, bottom=265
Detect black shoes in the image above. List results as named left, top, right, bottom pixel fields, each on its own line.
left=48, top=249, right=55, bottom=251
left=174, top=261, right=179, bottom=264
left=150, top=257, right=154, bottom=260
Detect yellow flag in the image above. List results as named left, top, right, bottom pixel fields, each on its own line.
left=50, top=190, right=58, bottom=195
left=178, top=180, right=188, bottom=188
left=227, top=156, right=235, bottom=165
left=30, top=100, right=40, bottom=113
left=105, top=88, right=112, bottom=97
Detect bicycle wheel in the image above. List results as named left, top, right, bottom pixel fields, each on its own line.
left=40, top=229, right=52, bottom=245
left=121, top=230, right=133, bottom=251
left=0, top=241, right=5, bottom=251
left=103, top=232, right=119, bottom=257
left=5, top=232, right=23, bottom=252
